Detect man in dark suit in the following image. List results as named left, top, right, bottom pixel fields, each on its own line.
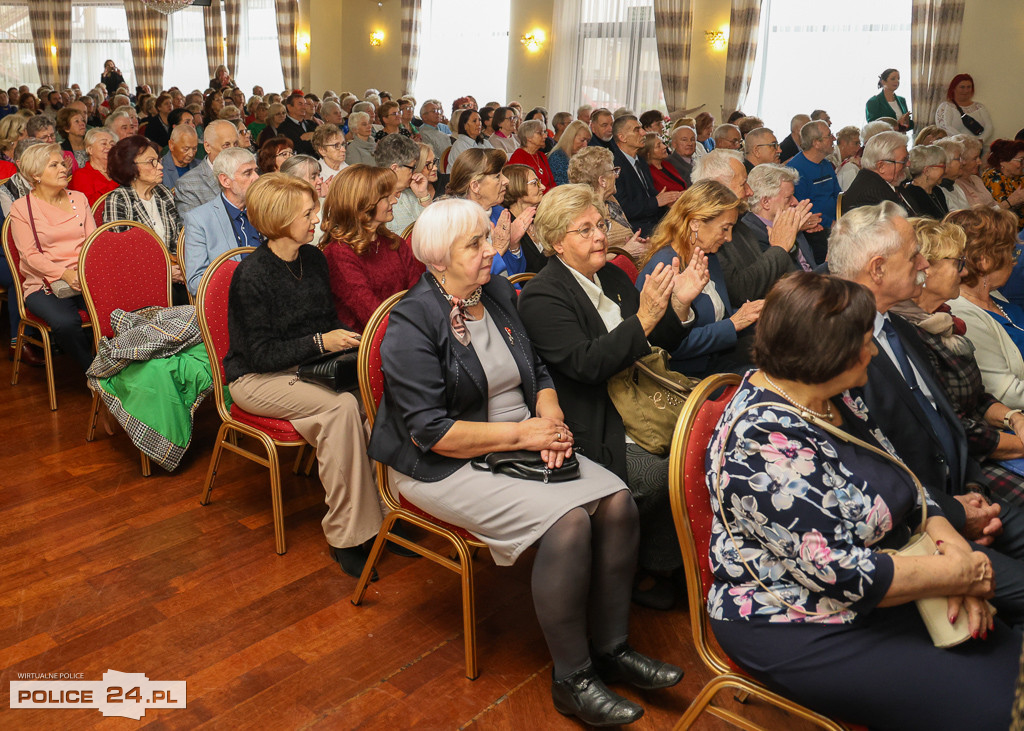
left=778, top=113, right=809, bottom=162
left=742, top=126, right=780, bottom=173
left=740, top=162, right=817, bottom=270
left=841, top=130, right=910, bottom=215
left=587, top=108, right=614, bottom=149
left=611, top=115, right=681, bottom=236
left=832, top=200, right=1024, bottom=624
left=277, top=92, right=316, bottom=157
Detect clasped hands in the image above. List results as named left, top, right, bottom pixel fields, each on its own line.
left=519, top=416, right=574, bottom=469
left=938, top=539, right=996, bottom=639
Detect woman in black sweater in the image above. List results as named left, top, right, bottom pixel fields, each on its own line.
left=223, top=173, right=383, bottom=578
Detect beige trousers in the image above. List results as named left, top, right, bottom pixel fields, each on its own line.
left=229, top=371, right=383, bottom=548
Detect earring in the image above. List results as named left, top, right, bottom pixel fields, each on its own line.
left=441, top=271, right=446, bottom=286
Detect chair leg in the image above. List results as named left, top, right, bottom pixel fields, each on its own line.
left=303, top=447, right=316, bottom=476
left=674, top=677, right=725, bottom=730
left=260, top=433, right=287, bottom=555
left=140, top=452, right=152, bottom=477
left=200, top=422, right=231, bottom=505
left=453, top=538, right=478, bottom=680
left=86, top=391, right=101, bottom=441
left=39, top=329, right=57, bottom=411
left=291, top=445, right=306, bottom=475
left=10, top=320, right=24, bottom=385
left=351, top=511, right=399, bottom=606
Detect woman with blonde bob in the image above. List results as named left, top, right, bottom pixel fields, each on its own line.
left=891, top=218, right=1024, bottom=505
left=637, top=180, right=761, bottom=376
left=547, top=119, right=591, bottom=186
left=319, top=164, right=424, bottom=331
left=224, top=173, right=383, bottom=580
left=369, top=196, right=680, bottom=727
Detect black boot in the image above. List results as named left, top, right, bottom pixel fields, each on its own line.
left=551, top=665, right=644, bottom=726
left=593, top=643, right=683, bottom=690
left=329, top=544, right=378, bottom=581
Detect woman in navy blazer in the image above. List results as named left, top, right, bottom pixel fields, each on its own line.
left=368, top=198, right=683, bottom=726
left=636, top=180, right=761, bottom=377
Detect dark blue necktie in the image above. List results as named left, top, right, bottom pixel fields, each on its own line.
left=880, top=318, right=959, bottom=478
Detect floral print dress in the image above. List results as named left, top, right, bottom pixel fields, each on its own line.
left=705, top=376, right=939, bottom=624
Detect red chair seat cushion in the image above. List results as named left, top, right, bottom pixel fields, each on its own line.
left=398, top=494, right=479, bottom=542
left=229, top=404, right=304, bottom=442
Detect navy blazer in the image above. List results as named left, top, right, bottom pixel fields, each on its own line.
left=277, top=116, right=316, bottom=157
left=841, top=168, right=906, bottom=215
left=612, top=142, right=665, bottom=236
left=368, top=274, right=554, bottom=482
left=855, top=314, right=986, bottom=531
left=518, top=256, right=687, bottom=479
left=637, top=246, right=736, bottom=375
left=739, top=211, right=818, bottom=269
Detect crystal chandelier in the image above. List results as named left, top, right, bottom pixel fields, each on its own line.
left=140, top=0, right=196, bottom=14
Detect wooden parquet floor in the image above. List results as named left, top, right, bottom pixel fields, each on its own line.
left=0, top=349, right=811, bottom=730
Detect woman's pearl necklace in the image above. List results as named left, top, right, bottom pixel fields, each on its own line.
left=762, top=372, right=834, bottom=421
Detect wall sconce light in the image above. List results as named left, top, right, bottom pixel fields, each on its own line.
left=520, top=29, right=546, bottom=53
left=50, top=44, right=58, bottom=56
left=704, top=28, right=728, bottom=51
left=369, top=30, right=385, bottom=47
left=296, top=32, right=310, bottom=54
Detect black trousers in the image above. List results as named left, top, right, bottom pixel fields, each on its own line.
left=24, top=290, right=92, bottom=370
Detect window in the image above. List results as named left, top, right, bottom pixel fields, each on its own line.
left=233, top=0, right=283, bottom=94
left=164, top=6, right=209, bottom=93
left=413, top=0, right=511, bottom=116
left=744, top=0, right=912, bottom=134
left=70, top=0, right=136, bottom=93
left=0, top=4, right=37, bottom=89
left=574, top=0, right=662, bottom=112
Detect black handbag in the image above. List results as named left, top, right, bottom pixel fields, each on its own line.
left=296, top=348, right=359, bottom=392
left=471, top=450, right=580, bottom=483
left=954, top=102, right=985, bottom=136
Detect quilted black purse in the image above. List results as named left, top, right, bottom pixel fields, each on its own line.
left=296, top=348, right=359, bottom=392
left=471, top=450, right=580, bottom=483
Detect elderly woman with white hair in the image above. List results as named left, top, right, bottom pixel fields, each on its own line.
left=955, top=135, right=1002, bottom=209
left=280, top=154, right=324, bottom=203
left=69, top=127, right=118, bottom=206
left=345, top=111, right=377, bottom=166
left=509, top=119, right=556, bottom=191
left=899, top=144, right=949, bottom=219
left=932, top=136, right=970, bottom=212
left=841, top=130, right=910, bottom=214
left=547, top=119, right=591, bottom=186
left=369, top=196, right=682, bottom=727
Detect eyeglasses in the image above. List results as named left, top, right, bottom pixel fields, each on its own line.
left=322, top=142, right=345, bottom=151
left=755, top=142, right=780, bottom=149
left=423, top=160, right=437, bottom=170
left=399, top=163, right=416, bottom=172
left=134, top=157, right=161, bottom=168
left=882, top=158, right=909, bottom=167
left=566, top=220, right=609, bottom=238
left=942, top=255, right=967, bottom=272
left=526, top=178, right=542, bottom=187
left=602, top=167, right=622, bottom=178
left=386, top=111, right=402, bottom=118
left=1011, top=156, right=1024, bottom=164
left=276, top=149, right=294, bottom=159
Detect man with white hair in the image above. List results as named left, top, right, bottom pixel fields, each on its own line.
left=417, top=99, right=451, bottom=158
left=587, top=108, right=614, bottom=149
left=162, top=124, right=200, bottom=189
left=666, top=125, right=697, bottom=186
left=787, top=119, right=840, bottom=262
left=741, top=164, right=817, bottom=271
left=174, top=119, right=239, bottom=215
left=104, top=109, right=133, bottom=140
left=841, top=130, right=910, bottom=214
left=711, top=123, right=742, bottom=151
left=779, top=113, right=810, bottom=162
left=182, top=148, right=260, bottom=294
left=742, top=126, right=780, bottom=172
left=576, top=104, right=592, bottom=124
left=830, top=201, right=1024, bottom=625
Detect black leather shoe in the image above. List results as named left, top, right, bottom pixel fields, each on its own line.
left=594, top=643, right=683, bottom=690
left=551, top=666, right=644, bottom=727
left=329, top=544, right=378, bottom=582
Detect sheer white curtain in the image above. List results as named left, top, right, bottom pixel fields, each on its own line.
left=233, top=0, right=284, bottom=93
left=412, top=0, right=510, bottom=115
left=743, top=0, right=912, bottom=134
left=549, top=0, right=663, bottom=117
left=163, top=6, right=209, bottom=92
left=0, top=4, right=40, bottom=89
left=69, top=1, right=135, bottom=91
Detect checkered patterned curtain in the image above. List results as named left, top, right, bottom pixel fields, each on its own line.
left=223, top=0, right=242, bottom=86
left=203, top=0, right=225, bottom=79
left=124, top=1, right=169, bottom=91
left=722, top=0, right=762, bottom=117
left=911, top=0, right=965, bottom=126
left=28, top=0, right=72, bottom=88
left=274, top=0, right=299, bottom=92
left=400, top=0, right=422, bottom=97
left=653, top=0, right=693, bottom=113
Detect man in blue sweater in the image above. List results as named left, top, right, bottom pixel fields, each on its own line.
left=786, top=119, right=839, bottom=263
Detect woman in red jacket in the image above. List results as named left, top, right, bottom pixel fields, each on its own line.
left=509, top=119, right=556, bottom=191
left=319, top=164, right=424, bottom=331
left=640, top=133, right=686, bottom=193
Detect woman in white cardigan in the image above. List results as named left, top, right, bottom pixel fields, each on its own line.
left=948, top=207, right=1024, bottom=408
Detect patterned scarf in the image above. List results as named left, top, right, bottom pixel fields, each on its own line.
left=890, top=300, right=972, bottom=356
left=435, top=276, right=482, bottom=346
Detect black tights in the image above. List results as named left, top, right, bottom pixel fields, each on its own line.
left=531, top=489, right=639, bottom=679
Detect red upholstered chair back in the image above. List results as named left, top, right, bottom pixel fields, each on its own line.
left=667, top=373, right=741, bottom=675
left=608, top=254, right=638, bottom=284
left=91, top=193, right=111, bottom=227
left=358, top=290, right=406, bottom=427
left=2, top=217, right=28, bottom=317
left=79, top=221, right=172, bottom=341
left=195, top=247, right=255, bottom=419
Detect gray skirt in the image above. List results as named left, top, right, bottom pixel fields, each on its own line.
left=390, top=456, right=627, bottom=566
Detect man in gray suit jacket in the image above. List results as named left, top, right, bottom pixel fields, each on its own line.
left=174, top=120, right=239, bottom=216
left=161, top=124, right=200, bottom=190
left=665, top=125, right=696, bottom=187
left=182, top=148, right=260, bottom=294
